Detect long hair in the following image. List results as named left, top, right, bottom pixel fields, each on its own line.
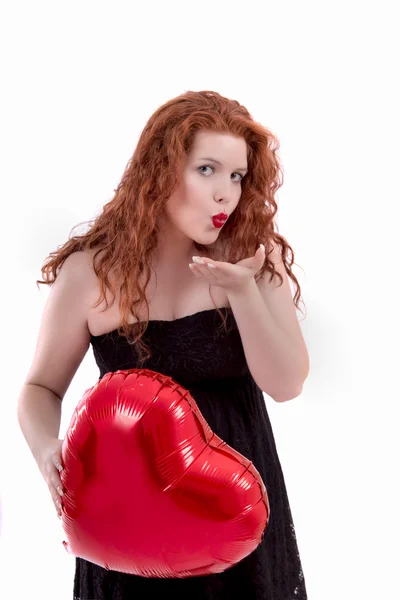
left=36, top=90, right=306, bottom=366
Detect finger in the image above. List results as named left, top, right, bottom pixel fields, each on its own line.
left=258, top=244, right=266, bottom=261
left=190, top=262, right=219, bottom=280
left=196, top=257, right=219, bottom=268
left=189, top=264, right=211, bottom=279
left=200, top=258, right=231, bottom=273
left=50, top=481, right=63, bottom=501
left=46, top=464, right=65, bottom=498
left=52, top=454, right=63, bottom=473
left=205, top=263, right=219, bottom=279
left=50, top=485, right=63, bottom=514
left=51, top=472, right=65, bottom=497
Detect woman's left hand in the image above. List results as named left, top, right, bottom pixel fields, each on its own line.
left=189, top=244, right=266, bottom=294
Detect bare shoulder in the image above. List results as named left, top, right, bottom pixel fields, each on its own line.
left=22, top=250, right=98, bottom=400
left=56, top=249, right=104, bottom=307
left=61, top=248, right=97, bottom=279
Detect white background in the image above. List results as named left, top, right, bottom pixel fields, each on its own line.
left=0, top=1, right=399, bottom=598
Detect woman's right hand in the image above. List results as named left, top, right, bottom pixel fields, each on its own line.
left=37, top=438, right=65, bottom=519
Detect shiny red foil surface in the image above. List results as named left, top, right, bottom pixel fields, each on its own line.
left=60, top=369, right=270, bottom=578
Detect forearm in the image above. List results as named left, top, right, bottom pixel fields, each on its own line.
left=227, top=279, right=309, bottom=401
left=17, top=384, right=62, bottom=464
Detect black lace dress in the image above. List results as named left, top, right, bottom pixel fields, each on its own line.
left=73, top=307, right=307, bottom=600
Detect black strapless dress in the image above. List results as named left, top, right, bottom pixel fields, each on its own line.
left=73, top=307, right=308, bottom=600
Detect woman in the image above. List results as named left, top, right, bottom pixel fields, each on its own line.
left=18, top=90, right=309, bottom=599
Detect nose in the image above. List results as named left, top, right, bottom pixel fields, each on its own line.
left=215, top=175, right=241, bottom=200
left=214, top=188, right=237, bottom=206
left=214, top=192, right=237, bottom=210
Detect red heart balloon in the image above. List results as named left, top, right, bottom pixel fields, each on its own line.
left=60, top=369, right=270, bottom=578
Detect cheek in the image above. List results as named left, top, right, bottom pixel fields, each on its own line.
left=165, top=192, right=195, bottom=225
left=185, top=172, right=206, bottom=198
left=186, top=187, right=209, bottom=216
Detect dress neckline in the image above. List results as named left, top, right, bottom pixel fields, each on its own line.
left=90, top=306, right=233, bottom=339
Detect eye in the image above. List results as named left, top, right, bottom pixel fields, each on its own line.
left=198, top=165, right=213, bottom=176
left=198, top=165, right=244, bottom=182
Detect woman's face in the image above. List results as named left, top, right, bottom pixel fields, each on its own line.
left=162, top=131, right=248, bottom=251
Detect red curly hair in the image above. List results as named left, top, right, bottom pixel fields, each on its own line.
left=36, top=90, right=305, bottom=366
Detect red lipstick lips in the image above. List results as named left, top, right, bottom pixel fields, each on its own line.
left=212, top=213, right=228, bottom=228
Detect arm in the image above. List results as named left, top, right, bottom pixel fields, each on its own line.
left=17, top=251, right=92, bottom=465
left=17, top=384, right=62, bottom=465
left=227, top=279, right=309, bottom=402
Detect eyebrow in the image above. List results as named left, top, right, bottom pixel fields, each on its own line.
left=198, top=157, right=248, bottom=173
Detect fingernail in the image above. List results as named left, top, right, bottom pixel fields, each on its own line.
left=56, top=500, right=61, bottom=509
left=260, top=244, right=265, bottom=252
left=57, top=486, right=64, bottom=496
left=192, top=256, right=205, bottom=264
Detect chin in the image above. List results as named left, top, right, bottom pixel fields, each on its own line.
left=197, top=237, right=218, bottom=248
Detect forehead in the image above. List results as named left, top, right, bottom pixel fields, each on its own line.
left=189, top=131, right=247, bottom=160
